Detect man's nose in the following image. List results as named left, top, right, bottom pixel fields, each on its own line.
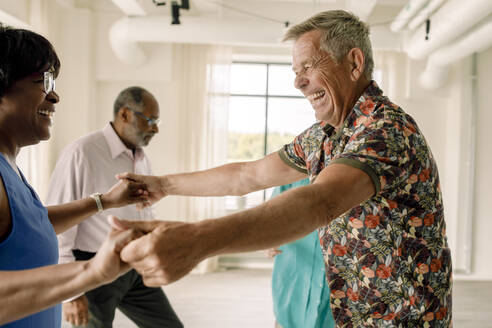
left=151, top=124, right=159, bottom=134
left=294, top=74, right=308, bottom=90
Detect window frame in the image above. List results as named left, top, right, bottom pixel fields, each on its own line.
left=228, top=61, right=305, bottom=204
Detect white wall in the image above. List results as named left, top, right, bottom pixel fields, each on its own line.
left=49, top=6, right=183, bottom=220
left=471, top=47, right=492, bottom=279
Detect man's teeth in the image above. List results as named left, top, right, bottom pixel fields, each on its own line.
left=307, top=91, right=325, bottom=101
left=38, top=110, right=53, bottom=117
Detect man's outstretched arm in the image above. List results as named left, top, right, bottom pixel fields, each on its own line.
left=115, top=163, right=375, bottom=286
left=117, top=152, right=306, bottom=205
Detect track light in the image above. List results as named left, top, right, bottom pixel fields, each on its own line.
left=425, top=19, right=431, bottom=41
left=171, top=0, right=189, bottom=25
left=171, top=1, right=180, bottom=24
left=152, top=0, right=166, bottom=6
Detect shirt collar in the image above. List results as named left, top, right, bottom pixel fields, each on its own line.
left=102, top=123, right=145, bottom=160
left=321, top=80, right=383, bottom=137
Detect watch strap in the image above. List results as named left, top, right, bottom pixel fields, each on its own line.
left=90, top=193, right=104, bottom=212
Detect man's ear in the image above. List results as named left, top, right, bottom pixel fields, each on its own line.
left=119, top=107, right=130, bottom=123
left=347, top=48, right=365, bottom=81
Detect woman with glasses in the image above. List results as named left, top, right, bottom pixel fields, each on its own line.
left=0, top=25, right=149, bottom=327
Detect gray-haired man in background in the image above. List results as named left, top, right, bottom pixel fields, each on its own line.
left=47, top=86, right=182, bottom=328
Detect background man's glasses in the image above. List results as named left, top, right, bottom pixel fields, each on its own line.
left=43, top=71, right=55, bottom=94
left=128, top=108, right=161, bottom=127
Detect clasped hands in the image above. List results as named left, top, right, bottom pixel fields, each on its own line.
left=90, top=172, right=203, bottom=289
left=110, top=216, right=202, bottom=287
left=67, top=215, right=197, bottom=326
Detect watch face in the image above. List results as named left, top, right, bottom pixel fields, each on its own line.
left=90, top=193, right=104, bottom=211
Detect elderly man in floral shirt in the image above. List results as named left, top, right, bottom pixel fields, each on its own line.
left=112, top=10, right=452, bottom=328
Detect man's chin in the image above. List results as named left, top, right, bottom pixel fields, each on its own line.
left=314, top=112, right=326, bottom=121
left=143, top=135, right=154, bottom=145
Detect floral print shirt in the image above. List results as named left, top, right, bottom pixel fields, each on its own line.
left=279, top=81, right=452, bottom=327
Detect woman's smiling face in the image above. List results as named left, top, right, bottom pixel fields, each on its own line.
left=1, top=69, right=59, bottom=147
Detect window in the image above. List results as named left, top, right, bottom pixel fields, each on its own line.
left=226, top=62, right=314, bottom=211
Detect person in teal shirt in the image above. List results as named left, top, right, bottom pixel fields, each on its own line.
left=269, top=179, right=335, bottom=328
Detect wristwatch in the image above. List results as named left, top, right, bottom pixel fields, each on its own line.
left=90, top=192, right=104, bottom=212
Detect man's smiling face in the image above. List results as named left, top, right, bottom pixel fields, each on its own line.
left=292, top=30, right=354, bottom=127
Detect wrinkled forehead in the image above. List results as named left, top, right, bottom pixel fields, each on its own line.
left=291, top=31, right=325, bottom=70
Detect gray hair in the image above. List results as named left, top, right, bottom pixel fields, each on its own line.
left=283, top=10, right=374, bottom=80
left=113, top=86, right=149, bottom=118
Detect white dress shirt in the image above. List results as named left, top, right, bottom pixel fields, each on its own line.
left=46, top=123, right=155, bottom=265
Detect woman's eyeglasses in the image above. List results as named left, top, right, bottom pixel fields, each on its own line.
left=43, top=71, right=56, bottom=94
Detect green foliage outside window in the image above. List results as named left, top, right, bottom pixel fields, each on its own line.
left=228, top=132, right=295, bottom=161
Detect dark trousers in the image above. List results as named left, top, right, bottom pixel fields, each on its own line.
left=72, top=250, right=183, bottom=328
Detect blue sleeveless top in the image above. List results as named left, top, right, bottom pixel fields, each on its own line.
left=0, top=153, right=61, bottom=328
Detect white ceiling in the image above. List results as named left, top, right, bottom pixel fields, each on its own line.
left=85, top=0, right=407, bottom=27
left=97, top=0, right=407, bottom=66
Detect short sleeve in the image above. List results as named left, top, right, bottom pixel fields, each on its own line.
left=331, top=114, right=420, bottom=196
left=278, top=123, right=323, bottom=174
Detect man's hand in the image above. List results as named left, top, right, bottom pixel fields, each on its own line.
left=86, top=216, right=143, bottom=285
left=102, top=178, right=149, bottom=209
left=116, top=173, right=167, bottom=209
left=63, top=295, right=89, bottom=326
left=267, top=248, right=282, bottom=258
left=110, top=217, right=202, bottom=286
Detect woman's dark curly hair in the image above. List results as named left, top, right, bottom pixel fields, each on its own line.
left=0, top=24, right=60, bottom=98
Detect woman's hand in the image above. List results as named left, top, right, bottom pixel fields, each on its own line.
left=110, top=217, right=202, bottom=286
left=85, top=216, right=143, bottom=285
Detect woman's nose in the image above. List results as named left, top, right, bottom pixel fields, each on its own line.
left=46, top=90, right=59, bottom=104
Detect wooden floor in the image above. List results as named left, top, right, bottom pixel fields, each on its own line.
left=62, top=269, right=492, bottom=328
left=453, top=279, right=492, bottom=327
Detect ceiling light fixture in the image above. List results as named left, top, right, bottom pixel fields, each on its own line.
left=171, top=0, right=189, bottom=25
left=152, top=0, right=166, bottom=6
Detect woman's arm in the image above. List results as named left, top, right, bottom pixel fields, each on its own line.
left=0, top=217, right=140, bottom=325
left=47, top=179, right=149, bottom=234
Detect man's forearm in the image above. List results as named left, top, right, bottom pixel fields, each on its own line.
left=192, top=163, right=374, bottom=257
left=165, top=162, right=265, bottom=197
left=0, top=262, right=98, bottom=325
left=193, top=184, right=339, bottom=256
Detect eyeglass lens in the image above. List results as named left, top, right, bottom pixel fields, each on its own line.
left=132, top=109, right=161, bottom=127
left=43, top=71, right=55, bottom=93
